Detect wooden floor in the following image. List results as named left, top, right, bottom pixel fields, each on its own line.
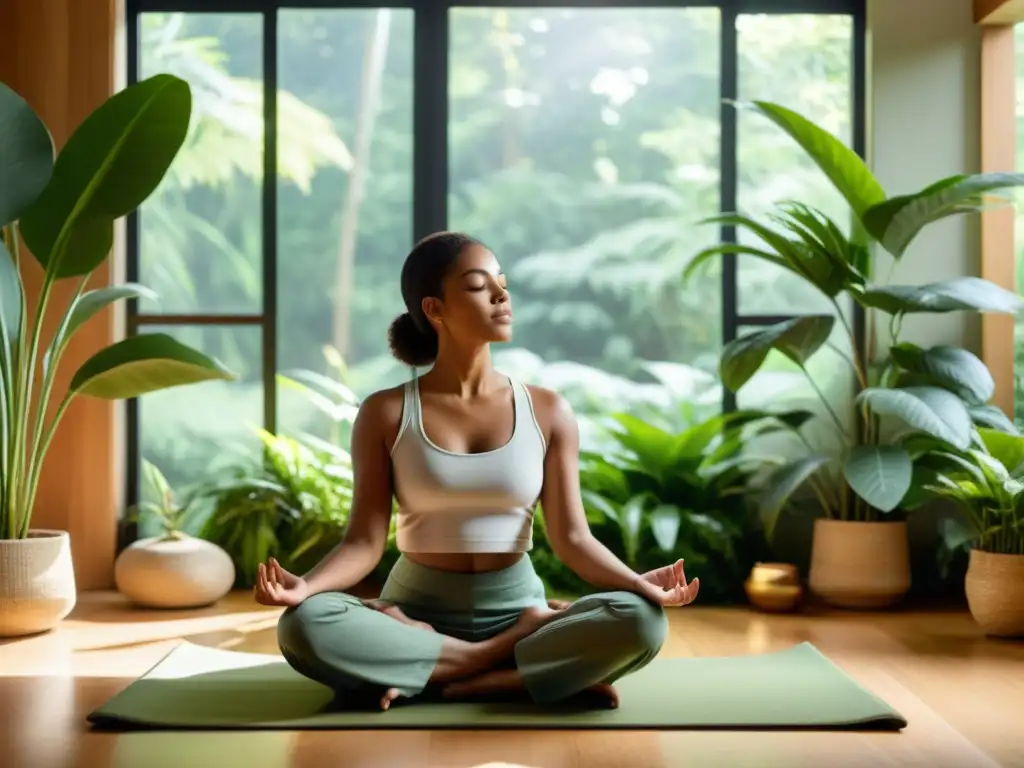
left=1, top=591, right=1022, bottom=768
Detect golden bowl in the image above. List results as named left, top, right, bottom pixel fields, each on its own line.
left=745, top=579, right=803, bottom=613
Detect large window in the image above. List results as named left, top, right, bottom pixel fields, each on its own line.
left=123, top=1, right=865, bottom=525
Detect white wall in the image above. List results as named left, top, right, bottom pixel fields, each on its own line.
left=868, top=0, right=982, bottom=352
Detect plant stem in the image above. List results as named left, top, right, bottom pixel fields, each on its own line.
left=832, top=300, right=868, bottom=390
left=20, top=392, right=74, bottom=539
left=797, top=362, right=850, bottom=442
left=24, top=275, right=89, bottom=520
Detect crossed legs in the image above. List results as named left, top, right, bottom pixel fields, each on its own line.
left=277, top=590, right=667, bottom=710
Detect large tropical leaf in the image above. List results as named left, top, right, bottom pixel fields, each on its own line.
left=889, top=343, right=994, bottom=406
left=0, top=81, right=54, bottom=227
left=20, top=74, right=191, bottom=278
left=740, top=101, right=886, bottom=218
left=843, top=445, right=913, bottom=513
left=854, top=277, right=1023, bottom=316
left=69, top=332, right=233, bottom=399
left=0, top=239, right=21, bottom=345
left=719, top=315, right=834, bottom=392
left=649, top=504, right=682, bottom=552
left=862, top=173, right=1024, bottom=258
left=978, top=428, right=1024, bottom=474
left=969, top=404, right=1019, bottom=435
left=856, top=386, right=972, bottom=450
left=759, top=454, right=831, bottom=540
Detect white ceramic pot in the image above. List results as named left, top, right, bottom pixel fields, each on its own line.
left=115, top=533, right=235, bottom=609
left=808, top=519, right=911, bottom=609
left=965, top=549, right=1024, bottom=638
left=0, top=529, right=77, bottom=637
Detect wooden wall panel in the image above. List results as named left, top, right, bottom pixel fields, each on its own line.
left=0, top=0, right=120, bottom=589
left=977, top=0, right=1024, bottom=24
left=979, top=25, right=1018, bottom=417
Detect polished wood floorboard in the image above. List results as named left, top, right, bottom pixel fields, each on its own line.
left=1, top=591, right=1022, bottom=768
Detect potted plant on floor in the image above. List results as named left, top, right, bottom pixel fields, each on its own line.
left=115, top=460, right=235, bottom=609
left=917, top=428, right=1024, bottom=636
left=685, top=101, right=1024, bottom=609
left=0, top=75, right=234, bottom=637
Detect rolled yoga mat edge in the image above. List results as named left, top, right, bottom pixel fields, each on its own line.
left=86, top=640, right=908, bottom=732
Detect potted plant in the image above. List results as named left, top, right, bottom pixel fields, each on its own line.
left=115, top=460, right=235, bottom=609
left=0, top=75, right=234, bottom=636
left=685, top=101, right=1024, bottom=608
left=918, top=428, right=1024, bottom=637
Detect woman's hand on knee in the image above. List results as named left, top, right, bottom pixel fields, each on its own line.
left=254, top=558, right=311, bottom=607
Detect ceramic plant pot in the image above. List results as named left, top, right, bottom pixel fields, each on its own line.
left=0, top=530, right=77, bottom=637
left=115, top=533, right=235, bottom=609
left=808, top=519, right=910, bottom=609
left=964, top=549, right=1024, bottom=638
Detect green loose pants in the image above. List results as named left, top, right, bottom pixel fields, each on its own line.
left=277, top=555, right=667, bottom=706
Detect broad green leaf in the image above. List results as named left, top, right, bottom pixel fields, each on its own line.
left=692, top=214, right=828, bottom=293
left=856, top=386, right=972, bottom=450
left=70, top=332, right=234, bottom=399
left=0, top=81, right=54, bottom=226
left=720, top=315, right=834, bottom=392
left=741, top=101, right=886, bottom=217
left=610, top=413, right=675, bottom=473
left=969, top=404, right=1019, bottom=435
left=20, top=74, right=191, bottom=278
left=580, top=489, right=620, bottom=524
left=938, top=515, right=977, bottom=551
left=759, top=454, right=831, bottom=541
left=889, top=343, right=994, bottom=406
left=978, top=428, right=1024, bottom=475
left=843, top=445, right=913, bottom=513
left=862, top=173, right=1024, bottom=258
left=649, top=505, right=682, bottom=552
left=683, top=242, right=789, bottom=283
left=855, top=277, right=1023, bottom=316
left=52, top=283, right=158, bottom=367
left=0, top=238, right=21, bottom=344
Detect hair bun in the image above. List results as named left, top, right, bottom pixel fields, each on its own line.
left=388, top=311, right=438, bottom=367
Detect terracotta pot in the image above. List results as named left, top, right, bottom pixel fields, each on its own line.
left=0, top=530, right=77, bottom=637
left=964, top=549, right=1024, bottom=638
left=808, top=519, right=910, bottom=609
left=115, top=533, right=235, bottom=609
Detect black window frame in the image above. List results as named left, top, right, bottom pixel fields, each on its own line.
left=120, top=0, right=867, bottom=547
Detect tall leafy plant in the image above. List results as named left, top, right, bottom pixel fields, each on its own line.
left=919, top=428, right=1024, bottom=557
left=685, top=101, right=1024, bottom=536
left=538, top=407, right=812, bottom=602
left=0, top=75, right=233, bottom=540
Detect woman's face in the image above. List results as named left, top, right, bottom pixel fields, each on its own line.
left=422, top=243, right=513, bottom=347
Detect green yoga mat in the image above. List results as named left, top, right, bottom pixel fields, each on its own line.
left=87, top=641, right=906, bottom=731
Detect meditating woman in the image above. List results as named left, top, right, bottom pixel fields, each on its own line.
left=253, top=232, right=700, bottom=711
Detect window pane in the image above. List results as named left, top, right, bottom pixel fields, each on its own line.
left=276, top=8, right=414, bottom=440
left=139, top=325, right=262, bottom=489
left=449, top=7, right=722, bottom=446
left=137, top=12, right=263, bottom=315
left=736, top=14, right=853, bottom=316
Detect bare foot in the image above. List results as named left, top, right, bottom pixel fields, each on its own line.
left=379, top=687, right=402, bottom=711
left=442, top=669, right=619, bottom=709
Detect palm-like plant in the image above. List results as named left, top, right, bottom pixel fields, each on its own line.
left=685, top=101, right=1024, bottom=538
left=0, top=74, right=234, bottom=540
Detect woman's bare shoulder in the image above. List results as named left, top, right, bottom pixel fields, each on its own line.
left=354, top=384, right=407, bottom=448
left=524, top=384, right=576, bottom=442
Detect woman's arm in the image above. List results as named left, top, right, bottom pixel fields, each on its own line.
left=536, top=391, right=644, bottom=592
left=300, top=391, right=397, bottom=596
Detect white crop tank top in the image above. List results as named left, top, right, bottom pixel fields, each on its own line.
left=389, top=374, right=547, bottom=553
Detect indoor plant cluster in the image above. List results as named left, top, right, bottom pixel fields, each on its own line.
left=687, top=100, right=1024, bottom=634
left=0, top=75, right=234, bottom=636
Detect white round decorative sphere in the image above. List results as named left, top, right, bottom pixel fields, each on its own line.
left=115, top=534, right=236, bottom=609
